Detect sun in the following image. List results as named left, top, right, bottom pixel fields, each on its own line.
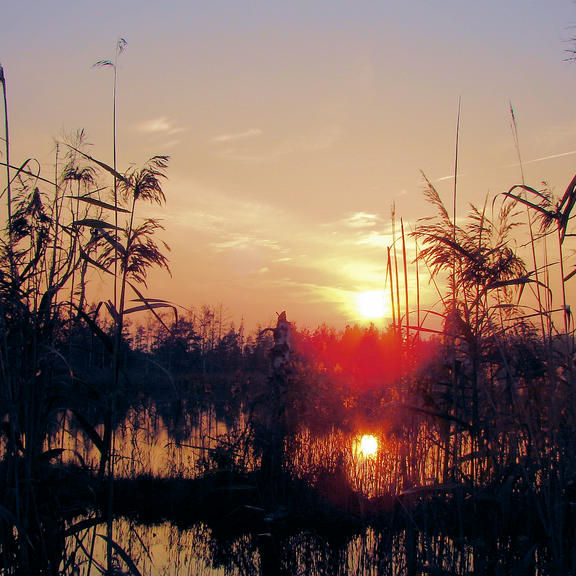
left=356, top=434, right=378, bottom=457
left=356, top=290, right=387, bottom=320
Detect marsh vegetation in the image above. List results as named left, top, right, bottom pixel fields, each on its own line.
left=2, top=52, right=576, bottom=575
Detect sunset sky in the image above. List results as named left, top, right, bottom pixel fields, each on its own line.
left=3, top=1, right=576, bottom=331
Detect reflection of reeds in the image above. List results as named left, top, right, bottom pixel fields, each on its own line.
left=66, top=511, right=541, bottom=575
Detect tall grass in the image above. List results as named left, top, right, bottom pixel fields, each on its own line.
left=0, top=51, right=172, bottom=572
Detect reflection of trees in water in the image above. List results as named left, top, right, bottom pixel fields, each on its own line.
left=50, top=399, right=249, bottom=478
left=42, top=394, right=550, bottom=574
left=73, top=517, right=539, bottom=575
left=69, top=520, right=224, bottom=575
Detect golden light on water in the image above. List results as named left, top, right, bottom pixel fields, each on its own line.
left=356, top=290, right=387, bottom=320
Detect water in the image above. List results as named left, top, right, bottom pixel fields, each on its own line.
left=67, top=516, right=545, bottom=575
left=53, top=401, right=552, bottom=575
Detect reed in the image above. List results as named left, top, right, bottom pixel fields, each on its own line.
left=509, top=103, right=549, bottom=340
left=0, top=50, right=174, bottom=571
left=94, top=37, right=127, bottom=312
left=391, top=205, right=402, bottom=339
left=401, top=219, right=409, bottom=343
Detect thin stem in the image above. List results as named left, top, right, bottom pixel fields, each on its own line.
left=107, top=37, right=127, bottom=574
left=452, top=96, right=461, bottom=306
left=415, top=235, right=420, bottom=332
left=1, top=64, right=14, bottom=274
left=112, top=42, right=122, bottom=312
left=401, top=218, right=409, bottom=342
left=509, top=101, right=525, bottom=185
left=510, top=102, right=547, bottom=340
left=391, top=205, right=401, bottom=338
left=387, top=247, right=396, bottom=334
left=48, top=144, right=60, bottom=296
left=557, top=224, right=570, bottom=336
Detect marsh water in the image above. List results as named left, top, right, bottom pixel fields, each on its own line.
left=79, top=519, right=480, bottom=576
left=54, top=400, right=551, bottom=575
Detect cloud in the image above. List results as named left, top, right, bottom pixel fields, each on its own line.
left=214, top=125, right=343, bottom=164
left=163, top=182, right=404, bottom=312
left=210, top=236, right=281, bottom=252
left=436, top=174, right=461, bottom=182
left=512, top=149, right=576, bottom=166
left=342, top=212, right=381, bottom=229
left=138, top=116, right=185, bottom=135
left=211, top=129, right=263, bottom=143
left=298, top=126, right=342, bottom=152
left=163, top=183, right=289, bottom=256
left=356, top=231, right=393, bottom=248
left=322, top=212, right=395, bottom=248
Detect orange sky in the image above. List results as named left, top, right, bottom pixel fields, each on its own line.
left=3, top=1, right=576, bottom=331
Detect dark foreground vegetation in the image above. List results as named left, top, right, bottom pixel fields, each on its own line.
left=2, top=46, right=576, bottom=574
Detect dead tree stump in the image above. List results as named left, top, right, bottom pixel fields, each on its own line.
left=259, top=311, right=292, bottom=506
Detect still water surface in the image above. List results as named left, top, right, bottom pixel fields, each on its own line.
left=74, top=518, right=482, bottom=576
left=57, top=401, right=544, bottom=575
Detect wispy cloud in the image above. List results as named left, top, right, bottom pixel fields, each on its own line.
left=211, top=129, right=263, bottom=143
left=356, top=231, right=393, bottom=248
left=214, top=125, right=343, bottom=164
left=342, top=212, right=381, bottom=229
left=211, top=236, right=281, bottom=252
left=138, top=116, right=185, bottom=136
left=298, top=126, right=342, bottom=152
left=435, top=173, right=464, bottom=182
left=163, top=183, right=406, bottom=315
left=324, top=212, right=395, bottom=248
left=510, top=149, right=576, bottom=166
